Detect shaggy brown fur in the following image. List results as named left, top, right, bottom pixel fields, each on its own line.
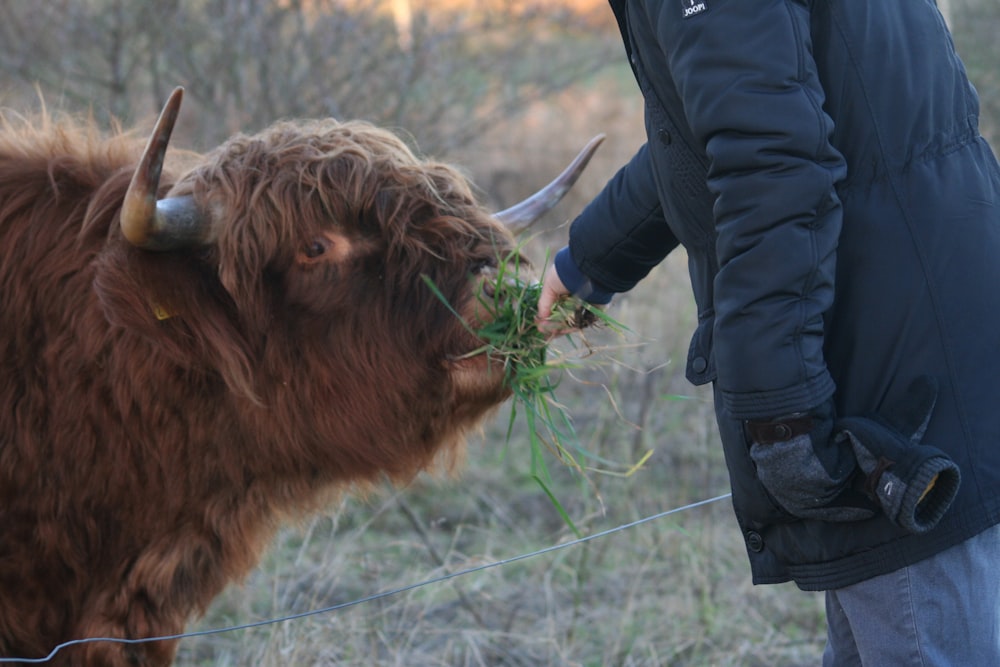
left=0, top=107, right=520, bottom=665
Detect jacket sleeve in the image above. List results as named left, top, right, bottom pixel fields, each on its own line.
left=562, top=143, right=679, bottom=297
left=653, top=0, right=847, bottom=419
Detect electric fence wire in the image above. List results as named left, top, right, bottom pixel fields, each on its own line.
left=0, top=492, right=733, bottom=664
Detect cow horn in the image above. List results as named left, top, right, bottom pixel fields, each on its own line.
left=494, top=133, right=605, bottom=233
left=120, top=87, right=209, bottom=250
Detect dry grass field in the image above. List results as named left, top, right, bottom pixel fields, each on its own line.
left=1, top=2, right=997, bottom=664
left=175, top=69, right=829, bottom=667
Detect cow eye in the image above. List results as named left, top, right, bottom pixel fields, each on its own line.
left=469, top=258, right=494, bottom=274
left=305, top=238, right=328, bottom=259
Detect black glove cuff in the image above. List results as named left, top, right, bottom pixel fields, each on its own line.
left=837, top=416, right=961, bottom=534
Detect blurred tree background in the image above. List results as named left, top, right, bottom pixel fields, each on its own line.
left=1, top=0, right=997, bottom=203
left=948, top=0, right=1000, bottom=145
left=0, top=0, right=618, bottom=153
left=1, top=0, right=997, bottom=185
left=2, top=2, right=999, bottom=664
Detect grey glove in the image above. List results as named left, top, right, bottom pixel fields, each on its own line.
left=836, top=376, right=961, bottom=534
left=747, top=401, right=877, bottom=522
left=747, top=376, right=961, bottom=533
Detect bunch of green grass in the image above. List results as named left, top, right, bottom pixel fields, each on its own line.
left=423, top=253, right=647, bottom=535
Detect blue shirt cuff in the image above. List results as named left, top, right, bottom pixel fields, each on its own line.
left=554, top=247, right=614, bottom=305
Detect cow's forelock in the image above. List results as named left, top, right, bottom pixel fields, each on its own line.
left=175, top=119, right=517, bottom=314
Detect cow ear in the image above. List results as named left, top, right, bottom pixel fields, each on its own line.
left=95, top=244, right=261, bottom=403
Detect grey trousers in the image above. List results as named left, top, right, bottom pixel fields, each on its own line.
left=823, top=523, right=1000, bottom=666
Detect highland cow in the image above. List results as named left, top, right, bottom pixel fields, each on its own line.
left=0, top=88, right=600, bottom=666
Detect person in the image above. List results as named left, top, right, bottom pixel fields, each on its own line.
left=536, top=1, right=1000, bottom=665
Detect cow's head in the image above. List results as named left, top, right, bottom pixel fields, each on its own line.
left=108, top=87, right=599, bottom=482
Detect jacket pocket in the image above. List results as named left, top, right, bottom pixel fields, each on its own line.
left=714, top=400, right=796, bottom=525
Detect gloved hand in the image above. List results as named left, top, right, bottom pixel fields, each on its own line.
left=746, top=376, right=961, bottom=533
left=746, top=401, right=877, bottom=523
left=836, top=376, right=961, bottom=534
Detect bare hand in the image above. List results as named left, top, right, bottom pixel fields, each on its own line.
left=535, top=264, right=574, bottom=337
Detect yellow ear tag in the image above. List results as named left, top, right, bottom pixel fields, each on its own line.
left=153, top=304, right=174, bottom=320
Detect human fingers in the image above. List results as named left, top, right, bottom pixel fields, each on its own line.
left=535, top=264, right=570, bottom=324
